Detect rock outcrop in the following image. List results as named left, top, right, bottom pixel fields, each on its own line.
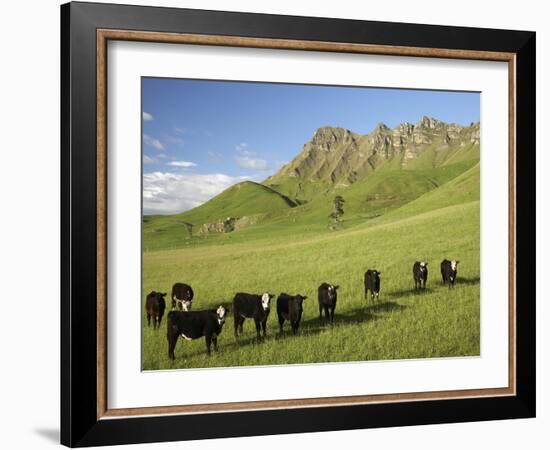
left=266, top=117, right=480, bottom=191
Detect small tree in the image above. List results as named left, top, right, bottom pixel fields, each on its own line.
left=329, top=195, right=345, bottom=229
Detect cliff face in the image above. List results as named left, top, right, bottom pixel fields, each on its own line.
left=265, top=117, right=480, bottom=190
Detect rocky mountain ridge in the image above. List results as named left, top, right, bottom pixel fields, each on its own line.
left=266, top=116, right=480, bottom=188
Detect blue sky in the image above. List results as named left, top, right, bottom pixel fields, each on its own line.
left=142, top=78, right=479, bottom=214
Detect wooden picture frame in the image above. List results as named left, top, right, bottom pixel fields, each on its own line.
left=61, top=2, right=535, bottom=447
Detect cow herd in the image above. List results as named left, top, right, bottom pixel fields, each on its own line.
left=145, top=259, right=460, bottom=359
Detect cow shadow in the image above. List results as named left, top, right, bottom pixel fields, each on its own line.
left=384, top=287, right=434, bottom=299
left=297, top=301, right=406, bottom=335
left=171, top=323, right=289, bottom=359
left=457, top=276, right=480, bottom=286
left=167, top=302, right=407, bottom=359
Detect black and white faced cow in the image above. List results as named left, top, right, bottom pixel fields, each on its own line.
left=233, top=292, right=273, bottom=340
left=277, top=293, right=307, bottom=335
left=318, top=283, right=339, bottom=325
left=441, top=259, right=459, bottom=289
left=413, top=261, right=428, bottom=290
left=364, top=270, right=381, bottom=301
left=145, top=291, right=167, bottom=329
left=171, top=282, right=194, bottom=311
left=166, top=305, right=229, bottom=359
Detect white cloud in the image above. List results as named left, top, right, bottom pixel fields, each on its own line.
left=143, top=134, right=164, bottom=151
left=142, top=112, right=154, bottom=121
left=235, top=143, right=256, bottom=155
left=236, top=155, right=268, bottom=170
left=234, top=142, right=269, bottom=170
left=143, top=155, right=157, bottom=165
left=162, top=133, right=185, bottom=146
left=207, top=151, right=224, bottom=162
left=173, top=126, right=187, bottom=135
left=167, top=161, right=197, bottom=168
left=143, top=172, right=252, bottom=215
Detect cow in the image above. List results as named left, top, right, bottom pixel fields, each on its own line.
left=364, top=270, right=381, bottom=301
left=166, top=305, right=229, bottom=359
left=277, top=293, right=307, bottom=335
left=233, top=292, right=274, bottom=341
left=441, top=259, right=459, bottom=288
left=171, top=282, right=194, bottom=311
left=413, top=262, right=428, bottom=289
left=145, top=291, right=167, bottom=329
left=318, top=283, right=339, bottom=325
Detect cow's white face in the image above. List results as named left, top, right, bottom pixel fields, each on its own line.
left=261, top=293, right=271, bottom=310
left=451, top=260, right=458, bottom=271
left=216, top=305, right=227, bottom=324
left=419, top=262, right=427, bottom=272
left=181, top=300, right=192, bottom=311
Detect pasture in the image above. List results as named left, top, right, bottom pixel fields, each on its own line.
left=142, top=199, right=480, bottom=370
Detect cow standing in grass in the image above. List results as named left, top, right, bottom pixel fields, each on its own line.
left=171, top=282, right=194, bottom=311
left=318, top=283, right=339, bottom=325
left=364, top=270, right=381, bottom=301
left=145, top=291, right=167, bottom=329
left=233, top=292, right=273, bottom=341
left=166, top=305, right=229, bottom=359
left=413, top=262, right=428, bottom=290
left=441, top=259, right=459, bottom=289
left=277, top=293, right=307, bottom=335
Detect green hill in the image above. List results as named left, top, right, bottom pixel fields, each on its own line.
left=380, top=162, right=480, bottom=222
left=175, top=180, right=295, bottom=223
left=143, top=181, right=296, bottom=250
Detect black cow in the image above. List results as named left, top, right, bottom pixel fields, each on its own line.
left=441, top=259, right=459, bottom=288
left=171, top=282, right=194, bottom=311
left=145, top=291, right=166, bottom=329
left=277, top=293, right=307, bottom=335
left=233, top=292, right=273, bottom=340
left=364, top=270, right=381, bottom=301
left=318, top=283, right=339, bottom=325
left=166, top=305, right=229, bottom=359
left=413, top=261, right=428, bottom=289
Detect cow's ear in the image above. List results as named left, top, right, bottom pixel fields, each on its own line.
left=302, top=296, right=308, bottom=300
left=425, top=263, right=428, bottom=266
left=378, top=272, right=382, bottom=276
left=161, top=292, right=167, bottom=297
left=456, top=261, right=460, bottom=264
left=334, top=285, right=340, bottom=290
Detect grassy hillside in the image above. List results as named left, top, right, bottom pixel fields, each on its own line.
left=143, top=158, right=478, bottom=252
left=143, top=181, right=296, bottom=251
left=379, top=162, right=480, bottom=222
left=143, top=199, right=480, bottom=370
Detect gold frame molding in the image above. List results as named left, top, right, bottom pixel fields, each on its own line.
left=96, top=29, right=516, bottom=420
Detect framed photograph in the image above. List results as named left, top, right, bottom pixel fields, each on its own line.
left=61, top=2, right=536, bottom=447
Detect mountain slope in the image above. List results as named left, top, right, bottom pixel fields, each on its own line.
left=174, top=180, right=296, bottom=224
left=255, top=159, right=479, bottom=234
left=143, top=181, right=296, bottom=249
left=380, top=162, right=480, bottom=222
left=265, top=117, right=479, bottom=202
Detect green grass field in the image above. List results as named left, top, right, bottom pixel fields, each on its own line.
left=142, top=162, right=480, bottom=370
